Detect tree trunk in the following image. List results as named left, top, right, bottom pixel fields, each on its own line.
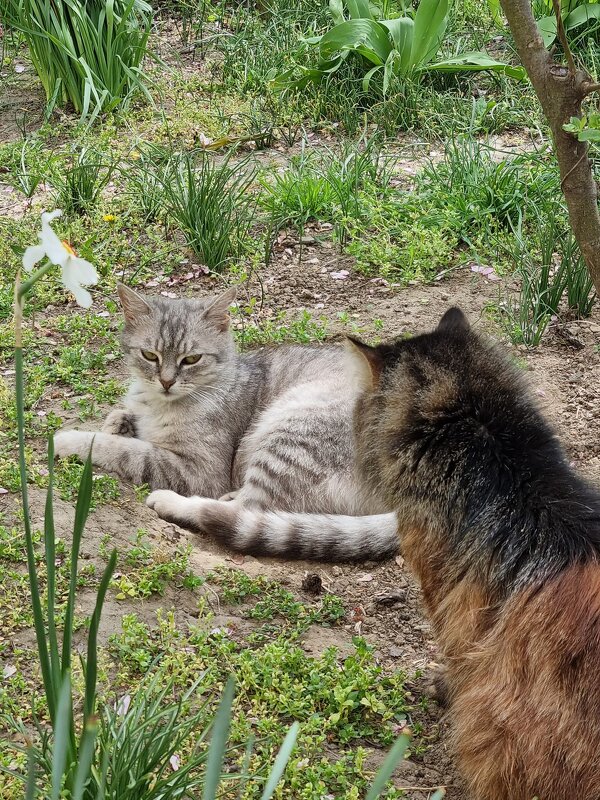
left=500, top=0, right=600, bottom=295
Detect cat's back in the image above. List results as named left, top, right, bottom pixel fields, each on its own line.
left=243, top=342, right=351, bottom=402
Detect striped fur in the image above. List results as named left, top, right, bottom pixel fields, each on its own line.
left=350, top=308, right=600, bottom=799
left=145, top=491, right=398, bottom=561
left=54, top=285, right=397, bottom=562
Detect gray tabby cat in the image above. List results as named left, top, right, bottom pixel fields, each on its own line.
left=54, top=284, right=398, bottom=561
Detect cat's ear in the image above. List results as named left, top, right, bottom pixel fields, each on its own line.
left=203, top=286, right=237, bottom=332
left=345, top=336, right=384, bottom=390
left=437, top=307, right=469, bottom=334
left=117, top=283, right=151, bottom=326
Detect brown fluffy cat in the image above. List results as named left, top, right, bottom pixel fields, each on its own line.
left=348, top=308, right=600, bottom=800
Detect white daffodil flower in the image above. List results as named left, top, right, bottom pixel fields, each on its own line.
left=22, top=210, right=98, bottom=308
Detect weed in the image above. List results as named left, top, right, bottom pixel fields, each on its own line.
left=260, top=132, right=389, bottom=248
left=106, top=608, right=415, bottom=797
left=208, top=567, right=346, bottom=629
left=111, top=529, right=197, bottom=600
left=3, top=139, right=50, bottom=200
left=122, top=145, right=167, bottom=224
left=274, top=0, right=522, bottom=95
left=156, top=148, right=257, bottom=272
left=235, top=309, right=328, bottom=349
left=499, top=217, right=596, bottom=346
left=49, top=146, right=117, bottom=216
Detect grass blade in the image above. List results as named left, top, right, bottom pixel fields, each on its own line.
left=259, top=722, right=299, bottom=800
left=14, top=344, right=53, bottom=720
left=25, top=744, right=37, bottom=800
left=84, top=548, right=118, bottom=722
left=44, top=435, right=60, bottom=687
left=364, top=730, right=411, bottom=800
left=202, top=676, right=235, bottom=800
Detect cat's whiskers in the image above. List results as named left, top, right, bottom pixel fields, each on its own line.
left=188, top=387, right=227, bottom=414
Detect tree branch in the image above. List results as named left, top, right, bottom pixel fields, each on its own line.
left=552, top=0, right=576, bottom=76
left=500, top=0, right=600, bottom=295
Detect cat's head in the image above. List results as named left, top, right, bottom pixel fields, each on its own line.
left=346, top=308, right=521, bottom=500
left=117, top=283, right=238, bottom=401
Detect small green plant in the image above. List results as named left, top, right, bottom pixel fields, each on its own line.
left=274, top=0, right=524, bottom=95
left=5, top=140, right=48, bottom=200
left=260, top=132, right=389, bottom=248
left=50, top=146, right=117, bottom=216
left=123, top=146, right=168, bottom=224
left=260, top=149, right=338, bottom=239
left=235, top=309, right=329, bottom=348
left=564, top=111, right=600, bottom=141
left=499, top=216, right=596, bottom=346
left=208, top=567, right=346, bottom=629
left=157, top=149, right=256, bottom=272
left=1, top=0, right=153, bottom=121
left=534, top=0, right=600, bottom=47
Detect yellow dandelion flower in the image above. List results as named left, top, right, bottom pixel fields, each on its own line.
left=103, top=214, right=116, bottom=223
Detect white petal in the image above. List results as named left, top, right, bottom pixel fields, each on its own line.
left=41, top=209, right=62, bottom=225
left=61, top=263, right=93, bottom=307
left=40, top=217, right=68, bottom=266
left=22, top=244, right=46, bottom=272
left=69, top=256, right=98, bottom=286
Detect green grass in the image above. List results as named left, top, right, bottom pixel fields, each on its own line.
left=0, top=556, right=422, bottom=799
left=105, top=593, right=417, bottom=798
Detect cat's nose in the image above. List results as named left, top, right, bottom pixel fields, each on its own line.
left=160, top=377, right=176, bottom=391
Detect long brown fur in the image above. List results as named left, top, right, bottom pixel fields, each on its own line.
left=349, top=309, right=600, bottom=799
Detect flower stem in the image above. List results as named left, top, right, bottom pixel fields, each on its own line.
left=18, top=260, right=54, bottom=301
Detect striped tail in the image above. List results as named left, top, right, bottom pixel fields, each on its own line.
left=146, top=490, right=398, bottom=562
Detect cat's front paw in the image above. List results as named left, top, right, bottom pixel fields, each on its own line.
left=218, top=489, right=240, bottom=502
left=54, top=430, right=96, bottom=460
left=146, top=489, right=190, bottom=525
left=102, top=409, right=137, bottom=437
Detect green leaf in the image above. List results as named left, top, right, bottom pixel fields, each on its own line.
left=72, top=720, right=98, bottom=800
left=62, top=447, right=94, bottom=673
left=536, top=15, right=557, bottom=47
left=381, top=18, right=414, bottom=74
left=575, top=128, right=600, bottom=141
left=425, top=51, right=526, bottom=80
left=565, top=4, right=600, bottom=32
left=319, top=19, right=392, bottom=65
left=362, top=64, right=383, bottom=91
left=346, top=0, right=374, bottom=19
left=411, top=0, right=449, bottom=67
left=44, top=435, right=60, bottom=707
left=51, top=675, right=72, bottom=800
left=260, top=722, right=300, bottom=800
left=486, top=0, right=503, bottom=26
left=329, top=0, right=345, bottom=25
left=84, top=548, right=117, bottom=723
left=25, top=746, right=36, bottom=800
left=202, top=676, right=235, bottom=800
left=365, top=731, right=411, bottom=800
left=383, top=49, right=399, bottom=94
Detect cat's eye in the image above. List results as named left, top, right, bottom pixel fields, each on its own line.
left=182, top=354, right=203, bottom=365
left=141, top=350, right=159, bottom=362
